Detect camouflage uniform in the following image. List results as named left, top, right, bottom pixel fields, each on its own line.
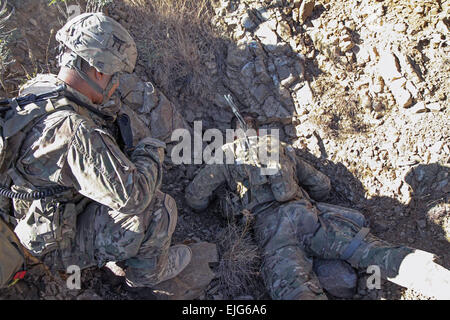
left=185, top=135, right=417, bottom=299
left=117, top=73, right=189, bottom=144
left=3, top=73, right=177, bottom=287
left=0, top=12, right=193, bottom=288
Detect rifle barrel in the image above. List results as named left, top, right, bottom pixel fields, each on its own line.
left=224, top=94, right=248, bottom=131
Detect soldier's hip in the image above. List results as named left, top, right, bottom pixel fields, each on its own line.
left=41, top=190, right=177, bottom=270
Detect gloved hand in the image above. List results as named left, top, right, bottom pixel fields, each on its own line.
left=286, top=146, right=331, bottom=201
left=135, top=136, right=166, bottom=164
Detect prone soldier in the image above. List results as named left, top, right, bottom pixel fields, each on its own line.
left=185, top=116, right=450, bottom=299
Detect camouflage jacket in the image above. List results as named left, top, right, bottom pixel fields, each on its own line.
left=185, top=135, right=331, bottom=214
left=6, top=74, right=164, bottom=255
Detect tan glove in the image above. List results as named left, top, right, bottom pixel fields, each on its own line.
left=136, top=136, right=166, bottom=164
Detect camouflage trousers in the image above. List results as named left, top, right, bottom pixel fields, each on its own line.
left=43, top=191, right=178, bottom=287
left=254, top=199, right=415, bottom=300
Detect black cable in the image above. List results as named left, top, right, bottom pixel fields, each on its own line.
left=0, top=185, right=71, bottom=200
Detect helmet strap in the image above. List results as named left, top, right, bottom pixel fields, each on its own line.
left=60, top=52, right=120, bottom=105
left=72, top=55, right=104, bottom=95
left=101, top=72, right=120, bottom=105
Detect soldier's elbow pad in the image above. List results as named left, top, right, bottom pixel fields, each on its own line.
left=269, top=172, right=300, bottom=202
left=319, top=175, right=332, bottom=194
left=119, top=190, right=154, bottom=215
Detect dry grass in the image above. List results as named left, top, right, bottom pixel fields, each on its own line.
left=118, top=0, right=221, bottom=101
left=216, top=216, right=262, bottom=299
left=309, top=77, right=370, bottom=138
left=0, top=0, right=15, bottom=93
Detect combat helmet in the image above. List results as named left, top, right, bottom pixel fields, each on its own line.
left=56, top=12, right=137, bottom=103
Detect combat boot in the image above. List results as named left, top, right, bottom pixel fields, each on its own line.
left=124, top=244, right=192, bottom=288
left=154, top=244, right=192, bottom=284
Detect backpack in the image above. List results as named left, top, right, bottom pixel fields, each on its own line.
left=0, top=87, right=69, bottom=288
left=0, top=85, right=76, bottom=265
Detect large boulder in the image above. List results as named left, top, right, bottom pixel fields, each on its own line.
left=152, top=242, right=218, bottom=300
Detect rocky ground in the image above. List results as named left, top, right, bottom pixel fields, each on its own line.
left=0, top=0, right=448, bottom=300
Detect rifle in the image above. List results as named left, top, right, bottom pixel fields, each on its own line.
left=224, top=94, right=249, bottom=132
left=224, top=94, right=284, bottom=176
left=223, top=94, right=259, bottom=166
left=0, top=85, right=65, bottom=112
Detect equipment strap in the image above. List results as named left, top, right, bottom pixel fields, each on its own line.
left=62, top=91, right=114, bottom=122
left=117, top=113, right=134, bottom=154
left=340, top=227, right=371, bottom=260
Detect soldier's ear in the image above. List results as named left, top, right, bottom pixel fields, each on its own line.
left=93, top=69, right=104, bottom=81
left=92, top=69, right=112, bottom=88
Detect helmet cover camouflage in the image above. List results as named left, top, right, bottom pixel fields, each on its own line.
left=56, top=12, right=137, bottom=75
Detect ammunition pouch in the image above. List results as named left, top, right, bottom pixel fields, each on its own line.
left=268, top=147, right=301, bottom=203
left=0, top=218, right=25, bottom=288
left=14, top=199, right=78, bottom=257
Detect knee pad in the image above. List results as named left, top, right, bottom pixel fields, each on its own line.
left=163, top=193, right=178, bottom=237
left=142, top=191, right=178, bottom=244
